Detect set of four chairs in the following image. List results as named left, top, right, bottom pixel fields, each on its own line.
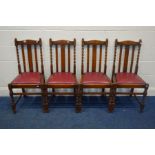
left=8, top=38, right=149, bottom=113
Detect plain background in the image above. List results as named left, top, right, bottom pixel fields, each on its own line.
left=0, top=0, right=155, bottom=155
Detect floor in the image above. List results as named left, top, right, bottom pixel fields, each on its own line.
left=0, top=96, right=155, bottom=129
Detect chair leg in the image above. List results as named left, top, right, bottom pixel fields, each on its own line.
left=102, top=88, right=106, bottom=96
left=130, top=88, right=134, bottom=97
left=22, top=88, right=27, bottom=97
left=108, top=87, right=115, bottom=112
left=76, top=86, right=82, bottom=113
left=8, top=84, right=16, bottom=113
left=42, top=86, right=48, bottom=113
left=52, top=88, right=55, bottom=97
left=140, top=84, right=149, bottom=112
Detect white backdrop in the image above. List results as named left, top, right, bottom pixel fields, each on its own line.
left=0, top=26, right=154, bottom=96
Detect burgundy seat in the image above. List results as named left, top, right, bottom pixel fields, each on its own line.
left=81, top=72, right=111, bottom=85
left=12, top=72, right=43, bottom=84
left=116, top=73, right=145, bottom=85
left=47, top=72, right=76, bottom=85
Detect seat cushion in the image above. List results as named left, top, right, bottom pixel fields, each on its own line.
left=116, top=73, right=145, bottom=84
left=12, top=72, right=43, bottom=84
left=47, top=72, right=77, bottom=85
left=81, top=72, right=111, bottom=85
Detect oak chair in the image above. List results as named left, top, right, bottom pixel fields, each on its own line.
left=45, top=39, right=79, bottom=112
left=8, top=38, right=47, bottom=113
left=79, top=39, right=114, bottom=112
left=111, top=39, right=149, bottom=112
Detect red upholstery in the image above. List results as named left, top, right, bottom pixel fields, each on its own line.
left=116, top=73, right=145, bottom=84
left=81, top=72, right=111, bottom=84
left=47, top=72, right=77, bottom=85
left=12, top=72, right=43, bottom=84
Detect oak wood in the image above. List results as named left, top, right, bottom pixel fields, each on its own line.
left=21, top=44, right=26, bottom=72
left=34, top=45, right=39, bottom=72
left=80, top=38, right=112, bottom=112
left=61, top=45, right=66, bottom=72
left=112, top=39, right=149, bottom=112
left=92, top=45, right=97, bottom=72
left=48, top=39, right=78, bottom=112
left=87, top=45, right=90, bottom=72
left=130, top=46, right=135, bottom=72
left=55, top=45, right=58, bottom=72
left=118, top=45, right=122, bottom=72
left=27, top=44, right=33, bottom=72
left=123, top=46, right=129, bottom=72
left=99, top=45, right=102, bottom=72
left=8, top=38, right=46, bottom=113
left=68, top=44, right=70, bottom=72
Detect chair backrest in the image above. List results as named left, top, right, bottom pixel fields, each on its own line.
left=49, top=39, right=76, bottom=74
left=81, top=39, right=108, bottom=74
left=112, top=39, right=142, bottom=78
left=15, top=38, right=44, bottom=74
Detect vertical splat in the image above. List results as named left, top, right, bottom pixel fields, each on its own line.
left=21, top=44, right=26, bottom=72
left=123, top=45, right=129, bottom=72
left=87, top=45, right=90, bottom=72
left=61, top=45, right=65, bottom=72
left=68, top=44, right=70, bottom=72
left=118, top=45, right=122, bottom=72
left=99, top=45, right=102, bottom=72
left=130, top=46, right=135, bottom=73
left=34, top=45, right=38, bottom=72
left=92, top=45, right=97, bottom=72
left=55, top=45, right=58, bottom=72
left=27, top=44, right=33, bottom=72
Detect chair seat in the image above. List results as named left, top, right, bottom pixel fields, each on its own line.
left=81, top=72, right=111, bottom=85
left=116, top=73, right=145, bottom=84
left=12, top=72, right=43, bottom=84
left=47, top=72, right=77, bottom=85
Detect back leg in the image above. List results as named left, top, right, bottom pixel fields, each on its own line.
left=130, top=88, right=134, bottom=97
left=76, top=86, right=82, bottom=113
left=102, top=88, right=106, bottom=96
left=22, top=88, right=27, bottom=97
left=140, top=84, right=149, bottom=112
left=8, top=84, right=16, bottom=113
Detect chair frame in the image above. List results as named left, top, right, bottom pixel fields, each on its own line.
left=79, top=39, right=114, bottom=112
left=111, top=39, right=149, bottom=112
left=8, top=38, right=47, bottom=113
left=45, top=39, right=79, bottom=112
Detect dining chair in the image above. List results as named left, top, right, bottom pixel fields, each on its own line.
left=111, top=39, right=149, bottom=112
left=8, top=38, right=47, bottom=113
left=79, top=39, right=114, bottom=112
left=45, top=39, right=79, bottom=112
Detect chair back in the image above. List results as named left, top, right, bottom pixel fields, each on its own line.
left=15, top=38, right=44, bottom=74
left=49, top=39, right=76, bottom=74
left=81, top=39, right=108, bottom=74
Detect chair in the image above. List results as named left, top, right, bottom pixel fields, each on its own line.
left=45, top=39, right=79, bottom=111
left=8, top=38, right=47, bottom=113
left=111, top=39, right=149, bottom=112
left=79, top=39, right=114, bottom=112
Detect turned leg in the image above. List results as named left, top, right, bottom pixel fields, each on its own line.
left=8, top=84, right=16, bottom=113
left=108, top=87, right=116, bottom=112
left=140, top=84, right=149, bottom=112
left=76, top=85, right=82, bottom=113
left=42, top=85, right=48, bottom=113
left=102, top=88, right=106, bottom=96
left=22, top=88, right=27, bottom=97
left=51, top=88, right=56, bottom=97
left=130, top=88, right=134, bottom=97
